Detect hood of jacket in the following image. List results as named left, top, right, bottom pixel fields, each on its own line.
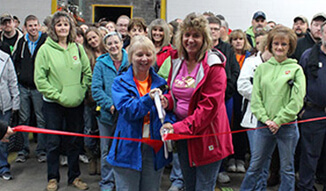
left=45, top=37, right=76, bottom=52
left=266, top=56, right=297, bottom=65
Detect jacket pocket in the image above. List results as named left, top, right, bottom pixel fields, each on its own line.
left=210, top=122, right=220, bottom=149
left=0, top=86, right=12, bottom=111
left=59, top=83, right=85, bottom=107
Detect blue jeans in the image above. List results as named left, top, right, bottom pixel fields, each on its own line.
left=0, top=110, right=11, bottom=175
left=298, top=107, right=326, bottom=190
left=42, top=101, right=84, bottom=184
left=225, top=97, right=233, bottom=123
left=240, top=121, right=299, bottom=191
left=83, top=105, right=99, bottom=150
left=169, top=153, right=184, bottom=188
left=246, top=129, right=271, bottom=190
left=177, top=140, right=222, bottom=191
left=113, top=144, right=164, bottom=191
left=18, top=85, right=46, bottom=156
left=97, top=119, right=115, bottom=190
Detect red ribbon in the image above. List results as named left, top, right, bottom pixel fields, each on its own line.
left=12, top=116, right=326, bottom=152
left=163, top=116, right=326, bottom=141
left=12, top=125, right=163, bottom=153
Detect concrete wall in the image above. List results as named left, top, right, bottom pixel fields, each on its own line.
left=4, top=0, right=324, bottom=31
left=167, top=0, right=326, bottom=31
left=0, top=0, right=52, bottom=28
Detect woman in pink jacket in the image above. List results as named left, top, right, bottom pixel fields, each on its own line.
left=161, top=12, right=233, bottom=191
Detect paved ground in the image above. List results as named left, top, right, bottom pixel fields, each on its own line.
left=0, top=141, right=323, bottom=191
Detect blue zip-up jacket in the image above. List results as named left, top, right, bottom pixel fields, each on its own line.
left=108, top=65, right=175, bottom=171
left=91, top=49, right=129, bottom=125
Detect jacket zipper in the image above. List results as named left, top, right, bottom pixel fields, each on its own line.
left=114, top=131, right=121, bottom=160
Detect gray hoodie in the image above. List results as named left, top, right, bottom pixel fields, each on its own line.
left=0, top=50, right=20, bottom=114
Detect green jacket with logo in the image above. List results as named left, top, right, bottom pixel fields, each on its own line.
left=34, top=37, right=92, bottom=108
left=251, top=57, right=306, bottom=126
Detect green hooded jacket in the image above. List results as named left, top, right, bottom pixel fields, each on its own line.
left=34, top=37, right=92, bottom=108
left=246, top=26, right=256, bottom=47
left=251, top=57, right=306, bottom=126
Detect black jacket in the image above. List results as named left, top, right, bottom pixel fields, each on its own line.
left=0, top=120, right=8, bottom=140
left=214, top=39, right=240, bottom=100
left=0, top=41, right=11, bottom=56
left=13, top=33, right=47, bottom=89
left=292, top=30, right=316, bottom=62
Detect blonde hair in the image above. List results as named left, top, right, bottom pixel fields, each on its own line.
left=128, top=35, right=156, bottom=65
left=175, top=12, right=212, bottom=62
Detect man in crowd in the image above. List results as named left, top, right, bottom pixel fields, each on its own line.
left=220, top=18, right=231, bottom=42
left=13, top=15, right=47, bottom=163
left=292, top=15, right=309, bottom=39
left=13, top=16, right=22, bottom=32
left=292, top=13, right=326, bottom=62
left=246, top=11, right=267, bottom=48
left=0, top=13, right=23, bottom=55
left=208, top=16, right=239, bottom=105
left=116, top=15, right=130, bottom=48
left=298, top=21, right=326, bottom=191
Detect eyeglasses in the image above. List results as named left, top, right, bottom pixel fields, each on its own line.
left=117, top=24, right=128, bottom=28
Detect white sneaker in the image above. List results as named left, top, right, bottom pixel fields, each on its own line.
left=227, top=158, right=236, bottom=172
left=236, top=160, right=246, bottom=173
left=60, top=155, right=68, bottom=166
left=218, top=172, right=230, bottom=184
left=79, top=155, right=89, bottom=164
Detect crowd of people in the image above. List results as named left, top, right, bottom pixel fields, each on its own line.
left=0, top=7, right=325, bottom=191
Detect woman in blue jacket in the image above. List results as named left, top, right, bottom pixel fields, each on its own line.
left=108, top=35, right=175, bottom=191
left=91, top=31, right=129, bottom=191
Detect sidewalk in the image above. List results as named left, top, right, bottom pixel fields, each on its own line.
left=0, top=141, right=323, bottom=191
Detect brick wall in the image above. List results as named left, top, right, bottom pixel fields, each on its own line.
left=81, top=0, right=160, bottom=25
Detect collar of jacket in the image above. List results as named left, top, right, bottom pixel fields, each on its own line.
left=168, top=51, right=225, bottom=110
left=119, top=64, right=165, bottom=94
left=96, top=48, right=129, bottom=71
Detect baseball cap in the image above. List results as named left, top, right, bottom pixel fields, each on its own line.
left=312, top=12, right=326, bottom=22
left=253, top=11, right=266, bottom=20
left=0, top=13, right=13, bottom=24
left=293, top=15, right=308, bottom=24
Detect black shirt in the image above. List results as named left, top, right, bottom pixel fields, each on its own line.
left=3, top=32, right=18, bottom=53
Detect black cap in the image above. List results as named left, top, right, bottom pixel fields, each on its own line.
left=312, top=12, right=326, bottom=22
left=253, top=11, right=266, bottom=20
left=0, top=13, right=13, bottom=24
